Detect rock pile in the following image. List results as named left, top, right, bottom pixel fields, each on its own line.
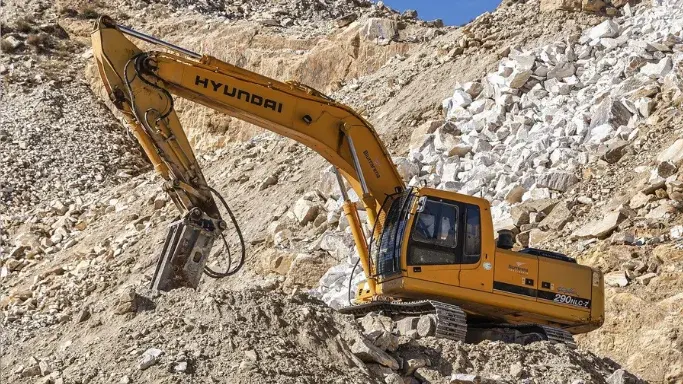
left=156, top=0, right=431, bottom=32
left=1, top=286, right=640, bottom=384
left=0, top=10, right=146, bottom=214
left=408, top=0, right=683, bottom=233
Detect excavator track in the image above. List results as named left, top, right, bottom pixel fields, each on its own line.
left=338, top=300, right=468, bottom=342
left=539, top=325, right=577, bottom=348
left=339, top=301, right=575, bottom=348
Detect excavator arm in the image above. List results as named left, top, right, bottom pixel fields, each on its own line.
left=91, top=16, right=405, bottom=292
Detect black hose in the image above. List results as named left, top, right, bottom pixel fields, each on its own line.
left=204, top=186, right=246, bottom=278
left=347, top=257, right=361, bottom=305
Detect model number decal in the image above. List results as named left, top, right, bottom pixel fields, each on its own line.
left=553, top=294, right=590, bottom=308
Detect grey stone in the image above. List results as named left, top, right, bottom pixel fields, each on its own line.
left=395, top=317, right=419, bottom=335
left=539, top=202, right=571, bottom=230
left=536, top=172, right=579, bottom=192
left=590, top=97, right=631, bottom=129
left=606, top=369, right=640, bottom=384
left=349, top=335, right=399, bottom=370
left=570, top=210, right=625, bottom=239
left=656, top=139, right=683, bottom=165
left=604, top=271, right=629, bottom=287
left=450, top=373, right=482, bottom=383
left=138, top=348, right=163, bottom=370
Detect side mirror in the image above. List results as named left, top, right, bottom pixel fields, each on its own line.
left=416, top=196, right=427, bottom=212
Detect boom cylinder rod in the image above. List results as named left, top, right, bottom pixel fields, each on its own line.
left=344, top=129, right=369, bottom=195
left=334, top=167, right=376, bottom=297
left=116, top=24, right=201, bottom=59
left=343, top=129, right=378, bottom=228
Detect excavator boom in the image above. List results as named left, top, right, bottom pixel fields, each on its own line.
left=91, top=16, right=404, bottom=292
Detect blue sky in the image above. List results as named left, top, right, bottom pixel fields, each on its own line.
left=383, top=0, right=502, bottom=26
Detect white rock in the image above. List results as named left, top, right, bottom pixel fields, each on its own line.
left=586, top=20, right=620, bottom=40
left=604, top=271, right=629, bottom=287
left=139, top=348, right=163, bottom=370
left=451, top=89, right=472, bottom=108
left=640, top=57, right=673, bottom=78
left=293, top=199, right=319, bottom=225
left=656, top=138, right=683, bottom=165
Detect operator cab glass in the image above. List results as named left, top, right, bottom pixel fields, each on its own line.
left=408, top=196, right=481, bottom=266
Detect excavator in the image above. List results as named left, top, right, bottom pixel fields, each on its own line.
left=91, top=16, right=604, bottom=347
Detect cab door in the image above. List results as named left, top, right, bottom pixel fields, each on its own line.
left=405, top=196, right=460, bottom=287
left=458, top=204, right=494, bottom=293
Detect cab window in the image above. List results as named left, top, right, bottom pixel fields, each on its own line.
left=409, top=199, right=458, bottom=265
left=463, top=206, right=481, bottom=264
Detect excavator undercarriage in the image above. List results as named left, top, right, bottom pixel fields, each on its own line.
left=338, top=301, right=577, bottom=348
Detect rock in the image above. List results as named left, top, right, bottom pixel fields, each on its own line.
left=540, top=0, right=582, bottom=11
left=539, top=202, right=571, bottom=230
left=367, top=329, right=399, bottom=352
left=384, top=373, right=403, bottom=384
left=348, top=335, right=399, bottom=370
left=284, top=254, right=334, bottom=289
left=590, top=97, right=631, bottom=130
left=629, top=192, right=654, bottom=209
left=536, top=172, right=579, bottom=192
left=395, top=317, right=419, bottom=335
left=505, top=185, right=526, bottom=204
left=610, top=232, right=635, bottom=245
left=671, top=225, right=683, bottom=240
left=153, top=195, right=167, bottom=210
left=394, top=157, right=420, bottom=181
left=74, top=307, right=91, bottom=323
left=174, top=361, right=188, bottom=373
left=586, top=20, right=619, bottom=40
left=657, top=139, right=683, bottom=165
left=529, top=229, right=551, bottom=247
left=293, top=198, right=319, bottom=225
left=463, top=82, right=483, bottom=98
left=510, top=206, right=530, bottom=226
left=258, top=18, right=280, bottom=27
left=50, top=199, right=69, bottom=215
left=450, top=373, right=481, bottom=383
left=635, top=272, right=657, bottom=285
left=361, top=18, right=397, bottom=42
left=657, top=161, right=678, bottom=178
left=570, top=210, right=625, bottom=239
left=547, top=62, right=576, bottom=80
left=603, top=141, right=629, bottom=164
left=604, top=271, right=629, bottom=287
left=114, top=287, right=137, bottom=315
left=606, top=369, right=640, bottom=384
left=641, top=57, right=673, bottom=78
left=582, top=0, right=606, bottom=12
left=416, top=315, right=436, bottom=337
left=38, top=360, right=52, bottom=376
left=3, top=35, right=23, bottom=51
left=138, top=348, right=163, bottom=370
left=451, top=90, right=473, bottom=108
left=336, top=14, right=357, bottom=28
left=510, top=362, right=524, bottom=378
left=259, top=174, right=279, bottom=190
left=402, top=9, right=418, bottom=18
left=405, top=358, right=430, bottom=375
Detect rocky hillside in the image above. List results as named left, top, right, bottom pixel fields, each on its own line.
left=1, top=0, right=682, bottom=383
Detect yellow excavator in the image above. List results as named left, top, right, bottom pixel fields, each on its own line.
left=91, top=16, right=604, bottom=346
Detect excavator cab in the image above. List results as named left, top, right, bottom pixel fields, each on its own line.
left=351, top=187, right=494, bottom=304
